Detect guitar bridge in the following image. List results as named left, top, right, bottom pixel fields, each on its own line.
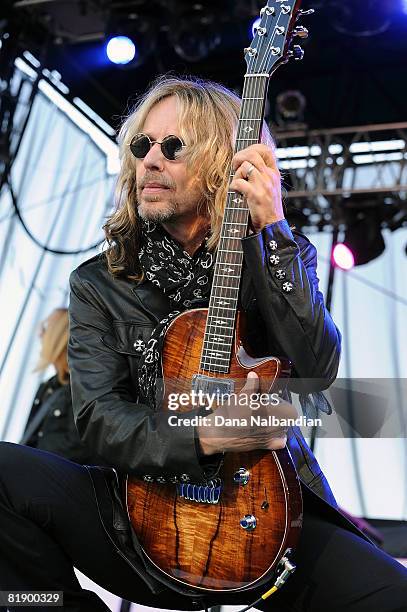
left=177, top=478, right=222, bottom=504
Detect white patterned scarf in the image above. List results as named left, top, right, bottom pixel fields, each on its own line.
left=137, top=221, right=214, bottom=410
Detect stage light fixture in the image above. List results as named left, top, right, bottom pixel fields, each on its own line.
left=276, top=90, right=307, bottom=129
left=332, top=243, right=355, bottom=271
left=106, top=36, right=136, bottom=65
left=170, top=7, right=221, bottom=62
left=342, top=207, right=386, bottom=266
left=104, top=9, right=156, bottom=69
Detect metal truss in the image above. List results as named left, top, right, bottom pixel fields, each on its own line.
left=274, top=122, right=407, bottom=232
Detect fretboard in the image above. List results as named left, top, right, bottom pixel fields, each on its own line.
left=200, top=75, right=269, bottom=373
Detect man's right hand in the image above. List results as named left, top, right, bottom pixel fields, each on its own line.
left=197, top=371, right=298, bottom=456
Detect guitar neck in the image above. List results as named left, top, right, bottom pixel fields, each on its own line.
left=200, top=75, right=269, bottom=374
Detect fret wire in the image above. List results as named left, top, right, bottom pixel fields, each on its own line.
left=210, top=291, right=239, bottom=296
left=217, top=249, right=242, bottom=254
left=223, top=221, right=247, bottom=227
left=203, top=340, right=233, bottom=346
left=203, top=332, right=232, bottom=339
left=203, top=340, right=233, bottom=347
left=209, top=309, right=238, bottom=314
left=202, top=351, right=230, bottom=361
left=209, top=302, right=238, bottom=308
left=212, top=286, right=239, bottom=292
left=215, top=261, right=242, bottom=266
left=218, top=245, right=243, bottom=250
left=204, top=332, right=233, bottom=340
left=244, top=73, right=270, bottom=78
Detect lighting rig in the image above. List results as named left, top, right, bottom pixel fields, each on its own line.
left=1, top=0, right=407, bottom=270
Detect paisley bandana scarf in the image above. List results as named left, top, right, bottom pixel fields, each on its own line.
left=137, top=221, right=214, bottom=410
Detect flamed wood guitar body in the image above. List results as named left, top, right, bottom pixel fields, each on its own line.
left=127, top=310, right=303, bottom=592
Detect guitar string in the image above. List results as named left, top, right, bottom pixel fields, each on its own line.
left=201, top=76, right=265, bottom=370
left=199, top=6, right=283, bottom=376
left=200, top=77, right=253, bottom=375
left=182, top=8, right=299, bottom=604
left=200, top=77, right=260, bottom=376
left=200, top=79, right=264, bottom=373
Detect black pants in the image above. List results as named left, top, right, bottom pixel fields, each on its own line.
left=0, top=442, right=406, bottom=612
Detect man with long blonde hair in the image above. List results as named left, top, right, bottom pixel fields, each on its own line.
left=0, top=76, right=405, bottom=612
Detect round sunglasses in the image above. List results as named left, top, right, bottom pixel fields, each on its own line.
left=129, top=133, right=186, bottom=161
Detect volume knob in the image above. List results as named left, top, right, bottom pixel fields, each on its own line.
left=240, top=515, right=257, bottom=530
left=293, top=26, right=309, bottom=38
left=289, top=45, right=305, bottom=61
left=233, top=468, right=250, bottom=485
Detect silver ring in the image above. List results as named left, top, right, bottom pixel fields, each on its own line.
left=246, top=164, right=255, bottom=179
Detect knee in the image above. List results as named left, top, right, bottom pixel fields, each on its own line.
left=0, top=441, right=21, bottom=463
left=0, top=441, right=37, bottom=474
left=392, top=575, right=407, bottom=610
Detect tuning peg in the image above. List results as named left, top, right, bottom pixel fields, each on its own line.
left=260, top=6, right=275, bottom=16
left=288, top=45, right=305, bottom=60
left=244, top=47, right=258, bottom=57
left=293, top=26, right=309, bottom=38
left=298, top=9, right=315, bottom=16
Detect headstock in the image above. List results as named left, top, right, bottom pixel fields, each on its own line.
left=245, top=1, right=314, bottom=76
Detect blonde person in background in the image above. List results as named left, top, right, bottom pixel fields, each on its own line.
left=20, top=308, right=93, bottom=464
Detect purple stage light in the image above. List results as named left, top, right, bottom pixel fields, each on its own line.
left=332, top=243, right=355, bottom=271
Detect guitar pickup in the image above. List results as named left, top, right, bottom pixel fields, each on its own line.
left=191, top=374, right=235, bottom=400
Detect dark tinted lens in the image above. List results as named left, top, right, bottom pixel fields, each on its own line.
left=130, top=134, right=150, bottom=159
left=162, top=136, right=183, bottom=160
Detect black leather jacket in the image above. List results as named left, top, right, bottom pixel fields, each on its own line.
left=68, top=220, right=354, bottom=596
left=23, top=375, right=95, bottom=465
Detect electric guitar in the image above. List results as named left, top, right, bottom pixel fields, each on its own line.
left=127, top=0, right=310, bottom=594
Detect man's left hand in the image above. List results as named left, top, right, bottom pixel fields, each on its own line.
left=230, top=143, right=284, bottom=232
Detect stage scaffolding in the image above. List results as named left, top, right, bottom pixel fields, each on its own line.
left=275, top=122, right=407, bottom=234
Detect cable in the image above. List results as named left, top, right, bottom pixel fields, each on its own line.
left=5, top=168, right=105, bottom=255
left=0, top=174, right=110, bottom=225
left=229, top=555, right=296, bottom=612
